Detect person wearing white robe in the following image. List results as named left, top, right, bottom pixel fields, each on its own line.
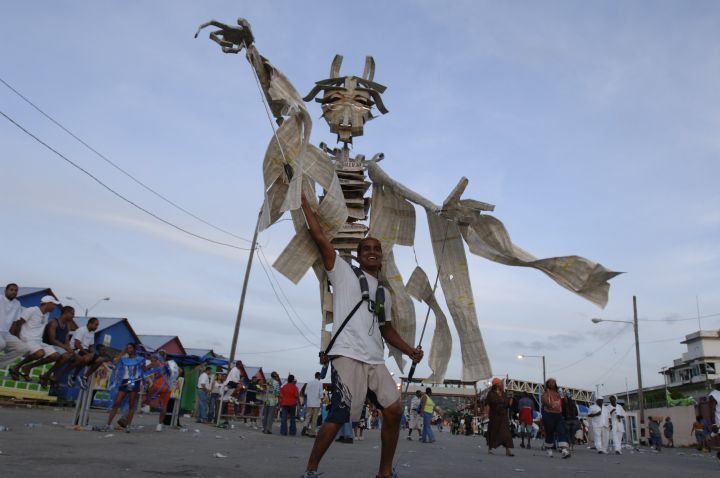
left=588, top=396, right=608, bottom=453
left=599, top=400, right=612, bottom=454
left=608, top=395, right=626, bottom=454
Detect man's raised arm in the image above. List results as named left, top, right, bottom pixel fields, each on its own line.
left=301, top=193, right=335, bottom=271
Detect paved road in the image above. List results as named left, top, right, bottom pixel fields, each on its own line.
left=0, top=406, right=717, bottom=477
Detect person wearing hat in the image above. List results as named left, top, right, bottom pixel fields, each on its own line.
left=486, top=378, right=515, bottom=456
left=24, top=305, right=77, bottom=386
left=8, top=295, right=61, bottom=381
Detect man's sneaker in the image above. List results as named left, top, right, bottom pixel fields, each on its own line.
left=546, top=449, right=553, bottom=458
left=615, top=450, right=622, bottom=455
left=300, top=471, right=319, bottom=478
left=407, top=436, right=412, bottom=440
left=561, top=448, right=571, bottom=459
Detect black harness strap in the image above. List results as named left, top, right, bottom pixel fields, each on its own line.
left=321, top=266, right=386, bottom=360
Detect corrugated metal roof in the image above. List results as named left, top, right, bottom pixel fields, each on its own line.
left=75, top=316, right=141, bottom=346
left=185, top=348, right=214, bottom=357
left=137, top=335, right=176, bottom=352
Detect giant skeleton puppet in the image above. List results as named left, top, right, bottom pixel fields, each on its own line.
left=196, top=18, right=620, bottom=382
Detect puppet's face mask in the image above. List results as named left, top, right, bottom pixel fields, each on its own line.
left=304, top=55, right=388, bottom=144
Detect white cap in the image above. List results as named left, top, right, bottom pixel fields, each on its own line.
left=40, top=295, right=60, bottom=305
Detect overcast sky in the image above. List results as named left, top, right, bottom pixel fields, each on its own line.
left=2, top=1, right=719, bottom=396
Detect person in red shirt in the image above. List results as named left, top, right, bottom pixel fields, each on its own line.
left=279, top=374, right=299, bottom=436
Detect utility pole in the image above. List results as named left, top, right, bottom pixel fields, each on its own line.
left=229, top=209, right=261, bottom=364
left=633, top=295, right=645, bottom=428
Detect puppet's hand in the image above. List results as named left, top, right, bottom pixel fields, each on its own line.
left=195, top=18, right=255, bottom=54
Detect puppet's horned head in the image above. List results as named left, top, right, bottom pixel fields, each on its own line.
left=303, top=55, right=388, bottom=144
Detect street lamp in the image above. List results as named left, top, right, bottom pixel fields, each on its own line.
left=65, top=296, right=111, bottom=317
left=517, top=354, right=546, bottom=385
left=591, top=295, right=644, bottom=427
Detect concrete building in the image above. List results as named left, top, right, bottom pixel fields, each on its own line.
left=620, top=330, right=719, bottom=410
left=660, top=329, right=719, bottom=400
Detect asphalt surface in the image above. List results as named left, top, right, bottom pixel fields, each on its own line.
left=0, top=406, right=718, bottom=477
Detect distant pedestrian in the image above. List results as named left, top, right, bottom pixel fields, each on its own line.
left=561, top=389, right=579, bottom=451
left=407, top=390, right=423, bottom=440
left=486, top=378, right=514, bottom=456
left=608, top=395, right=626, bottom=454
left=663, top=416, right=674, bottom=447
left=648, top=417, right=662, bottom=451
left=587, top=396, right=608, bottom=453
left=105, top=343, right=144, bottom=431
left=420, top=387, right=438, bottom=443
left=220, top=361, right=245, bottom=426
left=302, top=372, right=323, bottom=437
left=0, top=283, right=30, bottom=370
left=196, top=366, right=211, bottom=423
left=336, top=419, right=354, bottom=444
left=517, top=393, right=534, bottom=449
left=353, top=403, right=367, bottom=441
left=280, top=374, right=299, bottom=436
left=541, top=378, right=571, bottom=458
left=261, top=371, right=281, bottom=434
left=209, top=371, right=224, bottom=422
left=246, top=376, right=261, bottom=421
left=691, top=415, right=706, bottom=450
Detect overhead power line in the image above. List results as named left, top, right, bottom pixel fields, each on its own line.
left=0, top=109, right=253, bottom=252
left=0, top=76, right=252, bottom=244
left=255, top=249, right=319, bottom=348
left=640, top=312, right=720, bottom=323
left=548, top=325, right=629, bottom=374
left=257, top=247, right=316, bottom=337
left=592, top=342, right=635, bottom=385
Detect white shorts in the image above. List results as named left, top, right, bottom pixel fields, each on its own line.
left=409, top=412, right=422, bottom=429
left=327, top=356, right=400, bottom=423
left=25, top=341, right=59, bottom=356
